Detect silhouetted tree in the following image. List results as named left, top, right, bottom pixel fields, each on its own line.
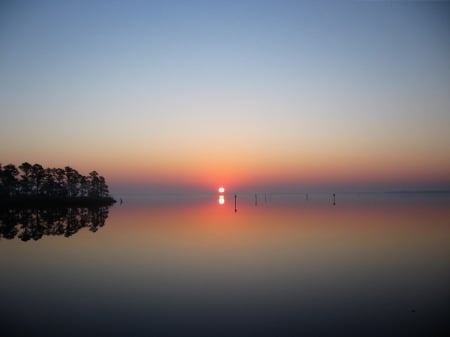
left=0, top=164, right=19, bottom=197
left=54, top=168, right=68, bottom=197
left=98, top=176, right=109, bottom=198
left=0, top=164, right=4, bottom=197
left=19, top=162, right=33, bottom=195
left=41, top=168, right=56, bottom=196
left=65, top=166, right=81, bottom=197
left=79, top=175, right=89, bottom=197
left=88, top=171, right=100, bottom=197
left=31, top=164, right=45, bottom=196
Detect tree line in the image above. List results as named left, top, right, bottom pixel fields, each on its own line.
left=0, top=162, right=111, bottom=200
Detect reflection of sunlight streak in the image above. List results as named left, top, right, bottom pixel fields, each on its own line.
left=218, top=195, right=225, bottom=205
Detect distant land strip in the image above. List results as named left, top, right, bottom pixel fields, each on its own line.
left=386, top=190, right=450, bottom=194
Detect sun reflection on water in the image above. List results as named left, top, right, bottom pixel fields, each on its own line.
left=218, top=195, right=225, bottom=205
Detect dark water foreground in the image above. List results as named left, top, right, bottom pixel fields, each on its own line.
left=0, top=193, right=449, bottom=337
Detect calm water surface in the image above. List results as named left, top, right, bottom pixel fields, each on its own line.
left=1, top=193, right=449, bottom=336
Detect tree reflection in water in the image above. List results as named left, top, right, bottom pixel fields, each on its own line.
left=0, top=207, right=110, bottom=241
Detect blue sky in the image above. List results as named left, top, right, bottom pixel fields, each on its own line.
left=1, top=0, right=449, bottom=192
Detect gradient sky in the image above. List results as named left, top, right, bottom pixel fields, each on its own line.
left=1, top=0, right=449, bottom=193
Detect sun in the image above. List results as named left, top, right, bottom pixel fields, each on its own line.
left=218, top=187, right=225, bottom=193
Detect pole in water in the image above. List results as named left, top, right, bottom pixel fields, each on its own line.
left=234, top=194, right=237, bottom=213
left=333, top=193, right=336, bottom=206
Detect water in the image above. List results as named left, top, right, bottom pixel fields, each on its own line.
left=1, top=193, right=449, bottom=336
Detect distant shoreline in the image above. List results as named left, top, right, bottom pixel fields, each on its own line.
left=385, top=190, right=450, bottom=194
left=0, top=196, right=116, bottom=208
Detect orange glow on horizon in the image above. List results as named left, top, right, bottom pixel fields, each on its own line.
left=5, top=142, right=449, bottom=191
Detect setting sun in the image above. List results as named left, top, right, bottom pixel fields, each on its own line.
left=218, top=187, right=225, bottom=193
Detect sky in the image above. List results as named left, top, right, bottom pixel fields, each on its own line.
left=1, top=0, right=449, bottom=194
